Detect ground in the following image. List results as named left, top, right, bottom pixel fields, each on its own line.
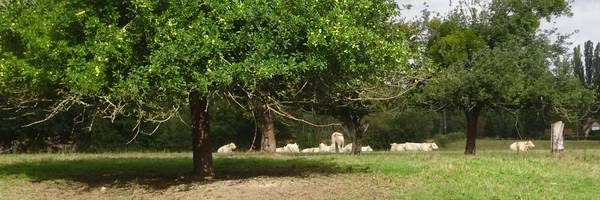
left=2, top=139, right=600, bottom=199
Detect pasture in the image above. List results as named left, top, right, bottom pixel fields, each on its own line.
left=2, top=139, right=600, bottom=199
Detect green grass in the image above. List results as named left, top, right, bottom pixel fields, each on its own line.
left=2, top=140, right=600, bottom=199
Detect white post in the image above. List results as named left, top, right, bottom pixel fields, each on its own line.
left=551, top=121, right=565, bottom=154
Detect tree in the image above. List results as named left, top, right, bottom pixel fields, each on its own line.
left=1, top=0, right=412, bottom=177
left=574, top=45, right=585, bottom=85
left=423, top=0, right=572, bottom=154
left=593, top=42, right=600, bottom=97
left=292, top=0, right=410, bottom=155
left=584, top=40, right=594, bottom=87
left=1, top=0, right=305, bottom=178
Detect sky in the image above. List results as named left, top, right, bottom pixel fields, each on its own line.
left=397, top=0, right=600, bottom=49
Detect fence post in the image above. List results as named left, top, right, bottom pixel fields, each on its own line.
left=551, top=121, right=565, bottom=155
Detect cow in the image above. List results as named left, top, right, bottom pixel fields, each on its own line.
left=343, top=143, right=374, bottom=152
left=343, top=143, right=353, bottom=152
left=404, top=142, right=439, bottom=151
left=331, top=132, right=345, bottom=152
left=319, top=143, right=331, bottom=152
left=301, top=147, right=320, bottom=153
left=424, top=142, right=439, bottom=151
left=510, top=141, right=535, bottom=152
left=276, top=143, right=300, bottom=153
left=391, top=142, right=438, bottom=152
left=217, top=142, right=237, bottom=153
left=390, top=143, right=406, bottom=151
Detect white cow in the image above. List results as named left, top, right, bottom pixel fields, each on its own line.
left=404, top=143, right=423, bottom=151
left=331, top=132, right=345, bottom=152
left=362, top=145, right=374, bottom=152
left=276, top=143, right=300, bottom=153
left=391, top=142, right=438, bottom=152
left=319, top=143, right=331, bottom=152
left=301, top=147, right=320, bottom=153
left=343, top=143, right=353, bottom=152
left=510, top=141, right=535, bottom=152
left=217, top=142, right=237, bottom=153
left=424, top=142, right=439, bottom=151
left=405, top=142, right=439, bottom=151
left=390, top=143, right=406, bottom=151
left=343, top=143, right=374, bottom=152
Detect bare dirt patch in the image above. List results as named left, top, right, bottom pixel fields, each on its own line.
left=1, top=174, right=397, bottom=200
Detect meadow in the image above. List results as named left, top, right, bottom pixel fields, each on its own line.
left=2, top=139, right=600, bottom=199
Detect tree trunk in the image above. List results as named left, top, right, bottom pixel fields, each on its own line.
left=576, top=119, right=581, bottom=141
left=260, top=106, right=276, bottom=152
left=464, top=107, right=480, bottom=155
left=190, top=91, right=213, bottom=178
left=443, top=110, right=448, bottom=134
left=351, top=128, right=361, bottom=155
left=341, top=116, right=359, bottom=155
left=350, top=122, right=369, bottom=155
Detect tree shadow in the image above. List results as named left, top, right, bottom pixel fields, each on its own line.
left=0, top=155, right=367, bottom=190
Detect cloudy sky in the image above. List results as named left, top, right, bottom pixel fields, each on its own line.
left=397, top=0, right=600, bottom=48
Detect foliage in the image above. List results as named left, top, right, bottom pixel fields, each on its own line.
left=573, top=45, right=585, bottom=85
left=584, top=41, right=595, bottom=86
left=423, top=0, right=574, bottom=111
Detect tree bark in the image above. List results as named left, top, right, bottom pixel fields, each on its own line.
left=190, top=91, right=213, bottom=178
left=351, top=128, right=361, bottom=155
left=351, top=122, right=369, bottom=155
left=464, top=107, right=480, bottom=155
left=260, top=106, right=276, bottom=152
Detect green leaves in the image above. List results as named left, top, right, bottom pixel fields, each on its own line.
left=422, top=0, right=577, bottom=114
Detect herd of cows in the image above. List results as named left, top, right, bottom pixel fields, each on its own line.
left=216, top=132, right=539, bottom=153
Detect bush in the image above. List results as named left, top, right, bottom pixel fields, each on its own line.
left=433, top=131, right=465, bottom=148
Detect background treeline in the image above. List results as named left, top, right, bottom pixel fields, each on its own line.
left=2, top=98, right=576, bottom=153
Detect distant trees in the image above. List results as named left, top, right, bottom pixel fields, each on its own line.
left=585, top=41, right=595, bottom=86
left=573, top=40, right=600, bottom=90
left=574, top=45, right=585, bottom=85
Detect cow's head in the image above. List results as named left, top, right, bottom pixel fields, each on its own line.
left=526, top=141, right=535, bottom=148
left=430, top=143, right=439, bottom=150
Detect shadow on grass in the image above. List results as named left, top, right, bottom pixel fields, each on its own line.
left=0, top=156, right=366, bottom=190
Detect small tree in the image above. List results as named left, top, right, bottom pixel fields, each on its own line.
left=585, top=40, right=595, bottom=87
left=293, top=0, right=411, bottom=155
left=423, top=0, right=573, bottom=154
left=574, top=45, right=585, bottom=85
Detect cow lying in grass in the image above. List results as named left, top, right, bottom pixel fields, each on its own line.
left=390, top=142, right=438, bottom=152
left=510, top=141, right=535, bottom=152
left=390, top=143, right=406, bottom=152
left=319, top=143, right=330, bottom=152
left=301, top=147, right=320, bottom=153
left=276, top=143, right=300, bottom=153
left=343, top=143, right=374, bottom=152
left=217, top=142, right=236, bottom=153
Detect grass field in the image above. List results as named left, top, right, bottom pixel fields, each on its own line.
left=2, top=139, right=600, bottom=199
